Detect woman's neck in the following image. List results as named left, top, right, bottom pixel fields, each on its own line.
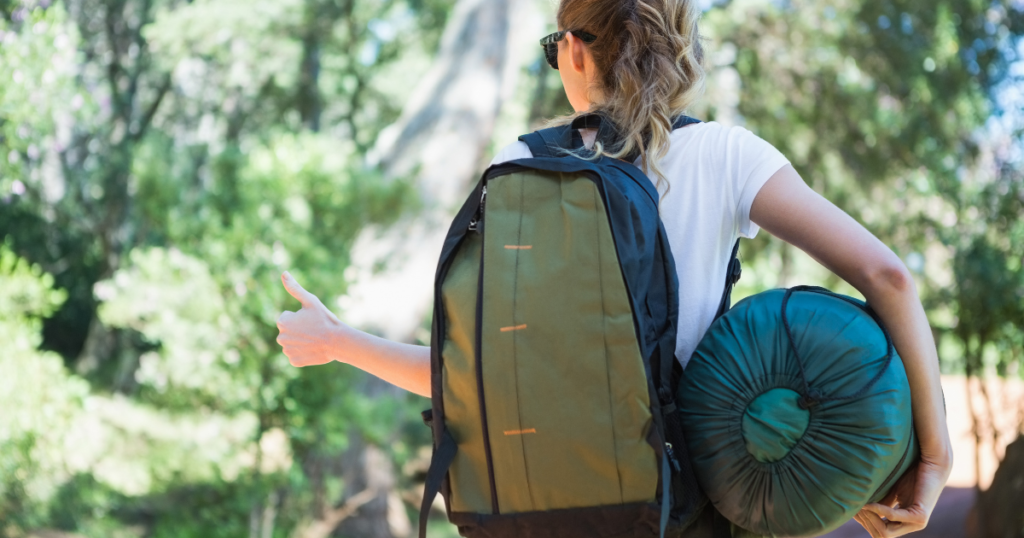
left=579, top=127, right=598, bottom=150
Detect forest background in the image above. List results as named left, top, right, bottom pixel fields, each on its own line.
left=1, top=0, right=1023, bottom=536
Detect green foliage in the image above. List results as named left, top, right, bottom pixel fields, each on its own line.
left=0, top=5, right=83, bottom=194
left=0, top=0, right=1021, bottom=534
left=96, top=247, right=247, bottom=407
left=704, top=0, right=1024, bottom=377
left=0, top=241, right=67, bottom=319
left=1, top=0, right=444, bottom=534
left=0, top=244, right=85, bottom=532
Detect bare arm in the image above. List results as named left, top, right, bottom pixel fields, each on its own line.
left=275, top=271, right=432, bottom=397
left=750, top=165, right=952, bottom=537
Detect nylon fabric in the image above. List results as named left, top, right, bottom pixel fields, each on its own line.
left=741, top=388, right=809, bottom=464
left=869, top=423, right=918, bottom=504
left=419, top=428, right=458, bottom=538
left=659, top=450, right=669, bottom=538
left=480, top=170, right=657, bottom=513
left=449, top=503, right=663, bottom=538
left=447, top=498, right=727, bottom=538
left=430, top=178, right=484, bottom=453
left=498, top=157, right=672, bottom=363
left=440, top=233, right=494, bottom=513
left=678, top=289, right=917, bottom=538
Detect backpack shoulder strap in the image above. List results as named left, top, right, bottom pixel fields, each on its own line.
left=714, top=239, right=742, bottom=319
left=518, top=124, right=576, bottom=158
left=672, top=115, right=702, bottom=129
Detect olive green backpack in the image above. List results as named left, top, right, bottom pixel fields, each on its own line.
left=417, top=115, right=740, bottom=538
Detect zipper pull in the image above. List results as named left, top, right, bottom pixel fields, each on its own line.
left=468, top=185, right=487, bottom=232
left=665, top=442, right=682, bottom=473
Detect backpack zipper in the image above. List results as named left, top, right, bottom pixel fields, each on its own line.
left=470, top=179, right=499, bottom=513
left=468, top=185, right=487, bottom=232
left=664, top=442, right=682, bottom=472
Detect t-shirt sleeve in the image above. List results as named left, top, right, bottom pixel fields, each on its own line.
left=489, top=140, right=533, bottom=166
left=730, top=127, right=791, bottom=239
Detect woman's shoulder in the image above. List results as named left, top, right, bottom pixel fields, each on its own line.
left=668, top=120, right=786, bottom=165
left=671, top=120, right=763, bottom=145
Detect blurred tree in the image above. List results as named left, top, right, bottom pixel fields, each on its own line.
left=973, top=434, right=1024, bottom=537
left=701, top=0, right=1024, bottom=372
left=341, top=0, right=534, bottom=340
left=0, top=0, right=452, bottom=536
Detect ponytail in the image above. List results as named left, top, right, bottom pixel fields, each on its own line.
left=544, top=0, right=707, bottom=192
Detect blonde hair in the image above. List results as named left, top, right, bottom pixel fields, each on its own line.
left=545, top=0, right=707, bottom=191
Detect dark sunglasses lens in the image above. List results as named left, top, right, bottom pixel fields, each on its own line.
left=544, top=43, right=559, bottom=69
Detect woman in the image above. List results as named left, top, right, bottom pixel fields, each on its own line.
left=275, top=0, right=952, bottom=536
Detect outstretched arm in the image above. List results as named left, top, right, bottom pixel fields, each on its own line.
left=750, top=164, right=953, bottom=538
left=276, top=271, right=432, bottom=397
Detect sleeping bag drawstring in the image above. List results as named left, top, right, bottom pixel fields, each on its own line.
left=781, top=286, right=897, bottom=410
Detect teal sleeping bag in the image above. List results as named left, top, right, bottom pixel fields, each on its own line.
left=677, top=286, right=918, bottom=538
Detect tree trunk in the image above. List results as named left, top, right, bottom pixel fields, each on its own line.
left=340, top=0, right=542, bottom=341
left=319, top=0, right=544, bottom=536
left=974, top=434, right=1024, bottom=538
left=330, top=433, right=403, bottom=538
left=66, top=0, right=171, bottom=375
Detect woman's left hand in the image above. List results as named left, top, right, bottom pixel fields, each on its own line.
left=853, top=456, right=952, bottom=537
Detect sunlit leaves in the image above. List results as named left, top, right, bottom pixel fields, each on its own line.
left=0, top=245, right=84, bottom=526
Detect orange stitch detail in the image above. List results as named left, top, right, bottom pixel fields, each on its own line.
left=499, top=324, right=527, bottom=332
left=503, top=428, right=537, bottom=436
left=504, top=245, right=533, bottom=250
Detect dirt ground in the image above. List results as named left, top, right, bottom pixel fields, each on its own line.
left=821, top=375, right=1023, bottom=538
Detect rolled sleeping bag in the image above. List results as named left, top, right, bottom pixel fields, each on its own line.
left=677, top=286, right=918, bottom=538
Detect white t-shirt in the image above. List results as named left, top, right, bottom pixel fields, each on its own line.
left=489, top=121, right=790, bottom=368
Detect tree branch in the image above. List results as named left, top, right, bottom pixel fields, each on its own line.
left=132, top=73, right=172, bottom=142
left=290, top=487, right=379, bottom=538
left=103, top=0, right=127, bottom=118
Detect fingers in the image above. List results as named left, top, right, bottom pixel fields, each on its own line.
left=275, top=311, right=300, bottom=365
left=861, top=503, right=926, bottom=537
left=274, top=332, right=303, bottom=366
left=281, top=271, right=318, bottom=307
left=863, top=503, right=924, bottom=526
left=863, top=503, right=901, bottom=520
left=855, top=510, right=886, bottom=538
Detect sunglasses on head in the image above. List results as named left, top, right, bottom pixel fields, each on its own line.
left=539, top=29, right=598, bottom=70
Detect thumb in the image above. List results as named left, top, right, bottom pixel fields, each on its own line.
left=282, top=271, right=316, bottom=306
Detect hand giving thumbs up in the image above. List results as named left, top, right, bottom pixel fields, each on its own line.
left=276, top=271, right=344, bottom=367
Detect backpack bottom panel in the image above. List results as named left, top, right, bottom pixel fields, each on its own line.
left=448, top=501, right=725, bottom=538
